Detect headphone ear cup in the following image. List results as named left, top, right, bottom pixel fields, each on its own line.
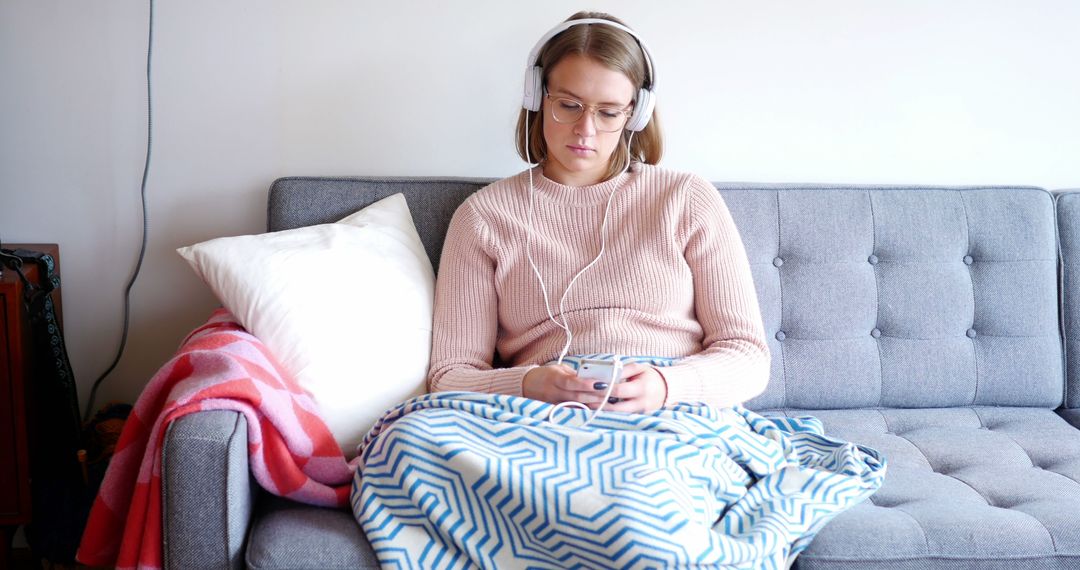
left=625, top=88, right=655, bottom=132
left=523, top=66, right=543, bottom=112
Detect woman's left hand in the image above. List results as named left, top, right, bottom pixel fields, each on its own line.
left=587, top=362, right=668, bottom=414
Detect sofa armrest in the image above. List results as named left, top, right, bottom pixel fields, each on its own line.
left=162, top=410, right=257, bottom=570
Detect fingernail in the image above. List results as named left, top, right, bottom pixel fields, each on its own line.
left=593, top=382, right=609, bottom=390
left=608, top=397, right=620, bottom=404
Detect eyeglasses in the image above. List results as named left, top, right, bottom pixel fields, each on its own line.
left=545, top=93, right=632, bottom=132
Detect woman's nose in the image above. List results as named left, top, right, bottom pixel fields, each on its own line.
left=573, top=110, right=597, bottom=136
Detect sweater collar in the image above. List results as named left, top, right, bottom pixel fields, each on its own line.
left=527, top=166, right=636, bottom=205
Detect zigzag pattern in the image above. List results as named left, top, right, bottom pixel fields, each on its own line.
left=351, top=392, right=885, bottom=569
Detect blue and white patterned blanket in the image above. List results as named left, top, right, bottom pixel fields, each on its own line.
left=350, top=392, right=885, bottom=569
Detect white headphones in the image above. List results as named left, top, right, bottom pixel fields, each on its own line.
left=522, top=18, right=657, bottom=132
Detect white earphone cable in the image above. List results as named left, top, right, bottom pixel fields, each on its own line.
left=523, top=114, right=636, bottom=426
left=523, top=118, right=564, bottom=355
left=525, top=123, right=635, bottom=364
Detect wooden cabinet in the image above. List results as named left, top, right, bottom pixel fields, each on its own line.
left=0, top=244, right=61, bottom=565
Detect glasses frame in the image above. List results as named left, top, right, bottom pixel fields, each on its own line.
left=544, top=92, right=633, bottom=133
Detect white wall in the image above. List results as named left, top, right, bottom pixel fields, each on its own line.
left=1, top=0, right=1078, bottom=412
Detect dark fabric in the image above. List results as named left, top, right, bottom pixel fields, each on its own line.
left=1, top=247, right=87, bottom=564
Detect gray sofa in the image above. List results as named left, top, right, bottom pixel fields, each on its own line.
left=162, top=177, right=1080, bottom=569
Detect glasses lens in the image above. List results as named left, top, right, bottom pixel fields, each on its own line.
left=549, top=97, right=629, bottom=132
left=551, top=98, right=583, bottom=124
left=595, top=107, right=628, bottom=132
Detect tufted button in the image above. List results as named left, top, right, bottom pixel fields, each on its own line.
left=871, top=328, right=882, bottom=338
left=868, top=254, right=879, bottom=265
left=775, top=331, right=786, bottom=341
left=967, top=328, right=978, bottom=338
left=963, top=255, right=974, bottom=265
left=773, top=257, right=784, bottom=268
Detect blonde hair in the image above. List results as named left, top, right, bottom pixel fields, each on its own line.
left=515, top=11, right=663, bottom=181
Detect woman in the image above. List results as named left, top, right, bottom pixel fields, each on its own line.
left=353, top=17, right=883, bottom=568
left=428, top=11, right=770, bottom=416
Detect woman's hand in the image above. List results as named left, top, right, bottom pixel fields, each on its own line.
left=595, top=362, right=667, bottom=413
left=522, top=362, right=668, bottom=413
left=522, top=364, right=595, bottom=405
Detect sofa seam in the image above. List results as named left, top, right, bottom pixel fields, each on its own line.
left=868, top=190, right=885, bottom=406
left=1055, top=192, right=1070, bottom=409
left=926, top=408, right=1059, bottom=552
left=882, top=504, right=934, bottom=557
left=161, top=420, right=173, bottom=569
left=959, top=191, right=981, bottom=405
left=875, top=409, right=894, bottom=435
left=223, top=411, right=243, bottom=570
left=874, top=410, right=933, bottom=555
left=762, top=332, right=1057, bottom=342
left=867, top=257, right=1054, bottom=264
left=969, top=408, right=1062, bottom=553
left=775, top=190, right=789, bottom=408
left=799, top=553, right=1080, bottom=562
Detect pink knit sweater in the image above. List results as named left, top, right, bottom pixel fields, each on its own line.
left=428, top=164, right=770, bottom=408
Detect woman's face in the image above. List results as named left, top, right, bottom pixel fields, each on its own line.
left=542, top=54, right=636, bottom=187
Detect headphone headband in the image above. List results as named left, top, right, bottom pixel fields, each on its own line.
left=522, top=18, right=657, bottom=132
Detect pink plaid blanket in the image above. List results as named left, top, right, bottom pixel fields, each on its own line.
left=77, top=309, right=358, bottom=569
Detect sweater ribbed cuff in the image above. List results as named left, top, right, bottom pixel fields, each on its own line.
left=484, top=365, right=536, bottom=397
left=652, top=365, right=671, bottom=408
left=657, top=362, right=704, bottom=407
left=658, top=356, right=769, bottom=409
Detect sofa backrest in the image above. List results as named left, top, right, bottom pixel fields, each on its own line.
left=268, top=177, right=1063, bottom=411
left=269, top=176, right=493, bottom=274
left=722, top=185, right=1060, bottom=411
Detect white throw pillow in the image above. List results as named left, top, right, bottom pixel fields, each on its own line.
left=177, top=193, right=433, bottom=458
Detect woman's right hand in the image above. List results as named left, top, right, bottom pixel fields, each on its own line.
left=522, top=364, right=608, bottom=405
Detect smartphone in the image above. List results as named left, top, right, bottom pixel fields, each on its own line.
left=577, top=358, right=622, bottom=382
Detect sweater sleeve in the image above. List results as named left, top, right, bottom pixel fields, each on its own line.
left=427, top=199, right=536, bottom=395
left=658, top=177, right=771, bottom=408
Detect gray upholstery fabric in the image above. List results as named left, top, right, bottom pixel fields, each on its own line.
left=1056, top=191, right=1080, bottom=410
left=268, top=176, right=492, bottom=273
left=162, top=410, right=254, bottom=570
left=246, top=496, right=378, bottom=569
left=726, top=187, right=1061, bottom=411
left=783, top=407, right=1080, bottom=568
left=1059, top=408, right=1080, bottom=430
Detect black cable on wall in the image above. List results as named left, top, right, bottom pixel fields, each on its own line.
left=85, top=0, right=154, bottom=419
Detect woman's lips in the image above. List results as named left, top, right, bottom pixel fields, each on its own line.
left=567, top=144, right=594, bottom=156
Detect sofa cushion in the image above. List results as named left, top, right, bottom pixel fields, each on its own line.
left=247, top=495, right=378, bottom=569
left=250, top=406, right=1080, bottom=569
left=719, top=186, right=1062, bottom=411
left=776, top=407, right=1080, bottom=569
